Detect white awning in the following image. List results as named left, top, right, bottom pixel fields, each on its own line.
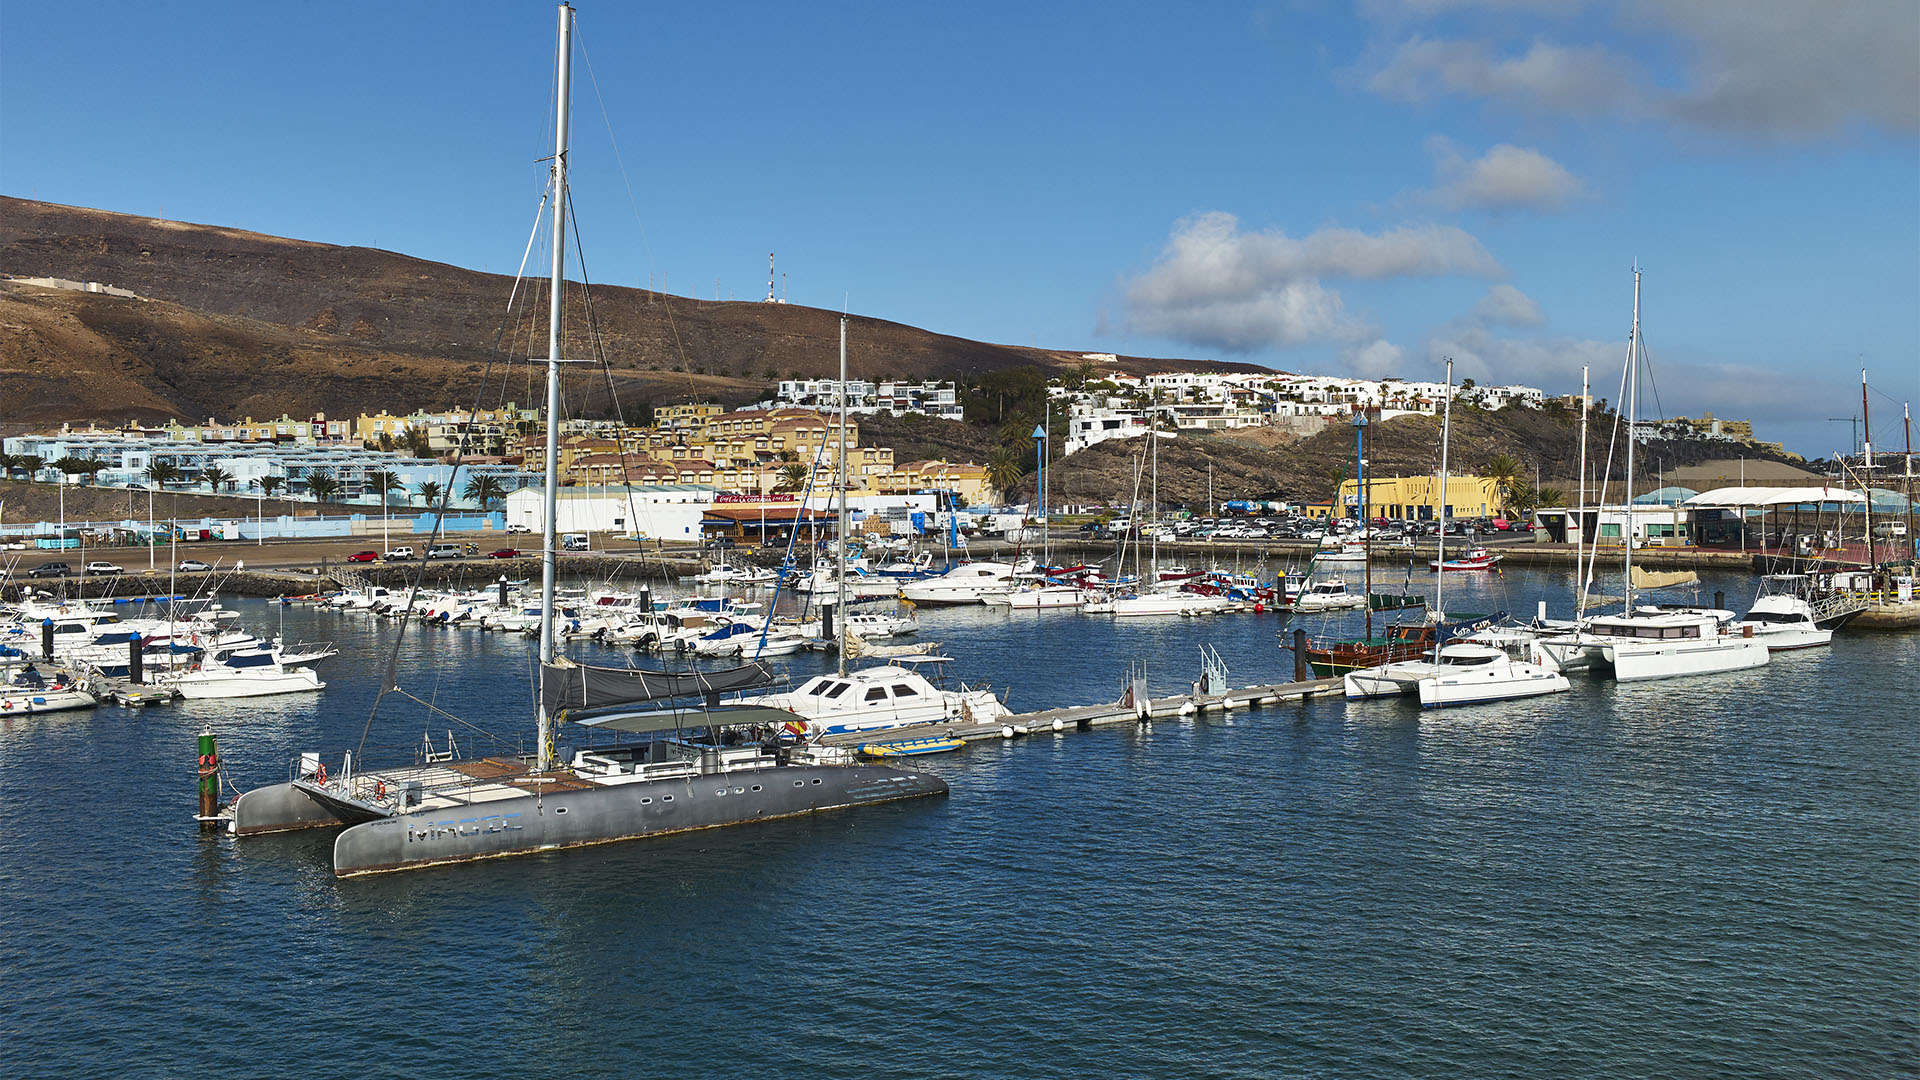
left=1683, top=486, right=1867, bottom=508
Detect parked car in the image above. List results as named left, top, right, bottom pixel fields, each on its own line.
left=425, top=544, right=463, bottom=560
left=383, top=547, right=416, bottom=561
left=27, top=562, right=72, bottom=578
left=178, top=559, right=214, bottom=572
left=346, top=550, right=380, bottom=563
left=84, top=561, right=124, bottom=576
left=505, top=523, right=532, bottom=534
left=486, top=548, right=522, bottom=559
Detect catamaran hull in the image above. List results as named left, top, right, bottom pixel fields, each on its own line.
left=1418, top=667, right=1570, bottom=708
left=329, top=764, right=947, bottom=877
left=1603, top=638, right=1770, bottom=682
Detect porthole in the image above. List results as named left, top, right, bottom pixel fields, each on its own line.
left=663, top=795, right=674, bottom=802
left=555, top=807, right=568, bottom=815
left=793, top=780, right=804, bottom=788
left=716, top=789, right=727, bottom=797
left=733, top=787, right=745, bottom=794
left=640, top=797, right=652, bottom=804
left=811, top=778, right=822, bottom=785
left=751, top=785, right=762, bottom=792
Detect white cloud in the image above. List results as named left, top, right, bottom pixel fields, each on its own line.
left=1122, top=211, right=1502, bottom=352
left=1360, top=0, right=1920, bottom=141
left=1639, top=0, right=1920, bottom=140
left=1425, top=140, right=1584, bottom=211
left=1424, top=325, right=1618, bottom=389
left=1471, top=283, right=1545, bottom=326
left=1366, top=37, right=1638, bottom=117
left=1348, top=338, right=1407, bottom=378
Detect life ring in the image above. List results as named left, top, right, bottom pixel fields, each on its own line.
left=375, top=780, right=387, bottom=799
left=315, top=764, right=328, bottom=784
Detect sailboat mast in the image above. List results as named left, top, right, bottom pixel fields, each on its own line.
left=535, top=1, right=573, bottom=773
left=1623, top=267, right=1641, bottom=613
left=1436, top=359, right=1452, bottom=623
left=1575, top=364, right=1589, bottom=609
left=1356, top=410, right=1371, bottom=638
left=836, top=315, right=848, bottom=677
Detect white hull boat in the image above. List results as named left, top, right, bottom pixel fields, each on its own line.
left=754, top=661, right=1007, bottom=738
left=1345, top=642, right=1569, bottom=706
left=899, top=561, right=1025, bottom=605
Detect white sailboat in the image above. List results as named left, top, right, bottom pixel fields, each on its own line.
left=1344, top=360, right=1569, bottom=707
left=1535, top=269, right=1769, bottom=682
left=226, top=5, right=946, bottom=876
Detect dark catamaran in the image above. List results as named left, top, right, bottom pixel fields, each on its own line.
left=224, top=4, right=946, bottom=876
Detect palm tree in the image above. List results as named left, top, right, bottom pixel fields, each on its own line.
left=306, top=472, right=341, bottom=504
left=53, top=455, right=98, bottom=485
left=145, top=460, right=182, bottom=489
left=7, top=453, right=44, bottom=481
left=368, top=468, right=403, bottom=506
left=1535, top=486, right=1567, bottom=510
left=775, top=463, right=809, bottom=493
left=987, top=447, right=1025, bottom=504
left=257, top=475, right=283, bottom=498
left=462, top=474, right=505, bottom=511
left=1483, top=453, right=1525, bottom=513
left=414, top=479, right=443, bottom=508
left=200, top=467, right=233, bottom=493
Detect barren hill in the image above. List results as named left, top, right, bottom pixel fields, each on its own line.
left=0, top=196, right=1250, bottom=426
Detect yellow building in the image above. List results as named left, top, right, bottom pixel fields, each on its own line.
left=886, top=460, right=992, bottom=506
left=1335, top=474, right=1508, bottom=520
left=656, top=402, right=723, bottom=429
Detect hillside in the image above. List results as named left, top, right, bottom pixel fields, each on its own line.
left=0, top=196, right=1252, bottom=426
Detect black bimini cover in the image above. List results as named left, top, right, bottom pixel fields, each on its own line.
left=540, top=659, right=776, bottom=718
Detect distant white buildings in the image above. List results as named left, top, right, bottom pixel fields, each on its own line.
left=772, top=378, right=963, bottom=420
left=1052, top=370, right=1550, bottom=456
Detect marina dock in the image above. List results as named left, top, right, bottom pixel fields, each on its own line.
left=820, top=675, right=1343, bottom=752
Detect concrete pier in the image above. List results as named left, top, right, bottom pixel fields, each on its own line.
left=819, top=676, right=1343, bottom=751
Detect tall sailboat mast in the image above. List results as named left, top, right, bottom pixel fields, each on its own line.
left=1623, top=267, right=1642, bottom=614
left=1575, top=365, right=1589, bottom=610
left=1436, top=359, right=1453, bottom=625
left=535, top=2, right=574, bottom=773
left=836, top=315, right=849, bottom=677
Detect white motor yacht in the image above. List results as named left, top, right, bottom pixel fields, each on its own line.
left=165, top=642, right=327, bottom=699
left=1731, top=576, right=1837, bottom=651
left=1292, top=579, right=1366, bottom=613
left=754, top=659, right=1007, bottom=738
left=899, top=560, right=1026, bottom=605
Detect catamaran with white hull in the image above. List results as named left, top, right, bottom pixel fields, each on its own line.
left=222, top=4, right=946, bottom=876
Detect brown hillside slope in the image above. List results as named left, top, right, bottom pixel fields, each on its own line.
left=0, top=196, right=1255, bottom=424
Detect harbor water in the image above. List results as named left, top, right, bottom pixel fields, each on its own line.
left=2, top=566, right=1915, bottom=1077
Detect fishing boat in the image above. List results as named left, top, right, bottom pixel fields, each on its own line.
left=1, top=661, right=98, bottom=715
left=224, top=5, right=946, bottom=875
left=1431, top=547, right=1501, bottom=571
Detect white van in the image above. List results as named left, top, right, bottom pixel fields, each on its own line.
left=561, top=533, right=589, bottom=551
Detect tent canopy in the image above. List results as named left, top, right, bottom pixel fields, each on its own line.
left=1683, top=486, right=1866, bottom=509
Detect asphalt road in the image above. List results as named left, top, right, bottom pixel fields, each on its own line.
left=1, top=531, right=689, bottom=581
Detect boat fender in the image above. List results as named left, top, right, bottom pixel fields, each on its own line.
left=1052, top=719, right=1064, bottom=732
left=1000, top=725, right=1015, bottom=739
left=1178, top=701, right=1198, bottom=716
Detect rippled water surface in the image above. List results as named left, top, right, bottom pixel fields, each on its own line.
left=3, top=567, right=1915, bottom=1078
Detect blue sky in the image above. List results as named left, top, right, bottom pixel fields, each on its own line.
left=3, top=1, right=1915, bottom=459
